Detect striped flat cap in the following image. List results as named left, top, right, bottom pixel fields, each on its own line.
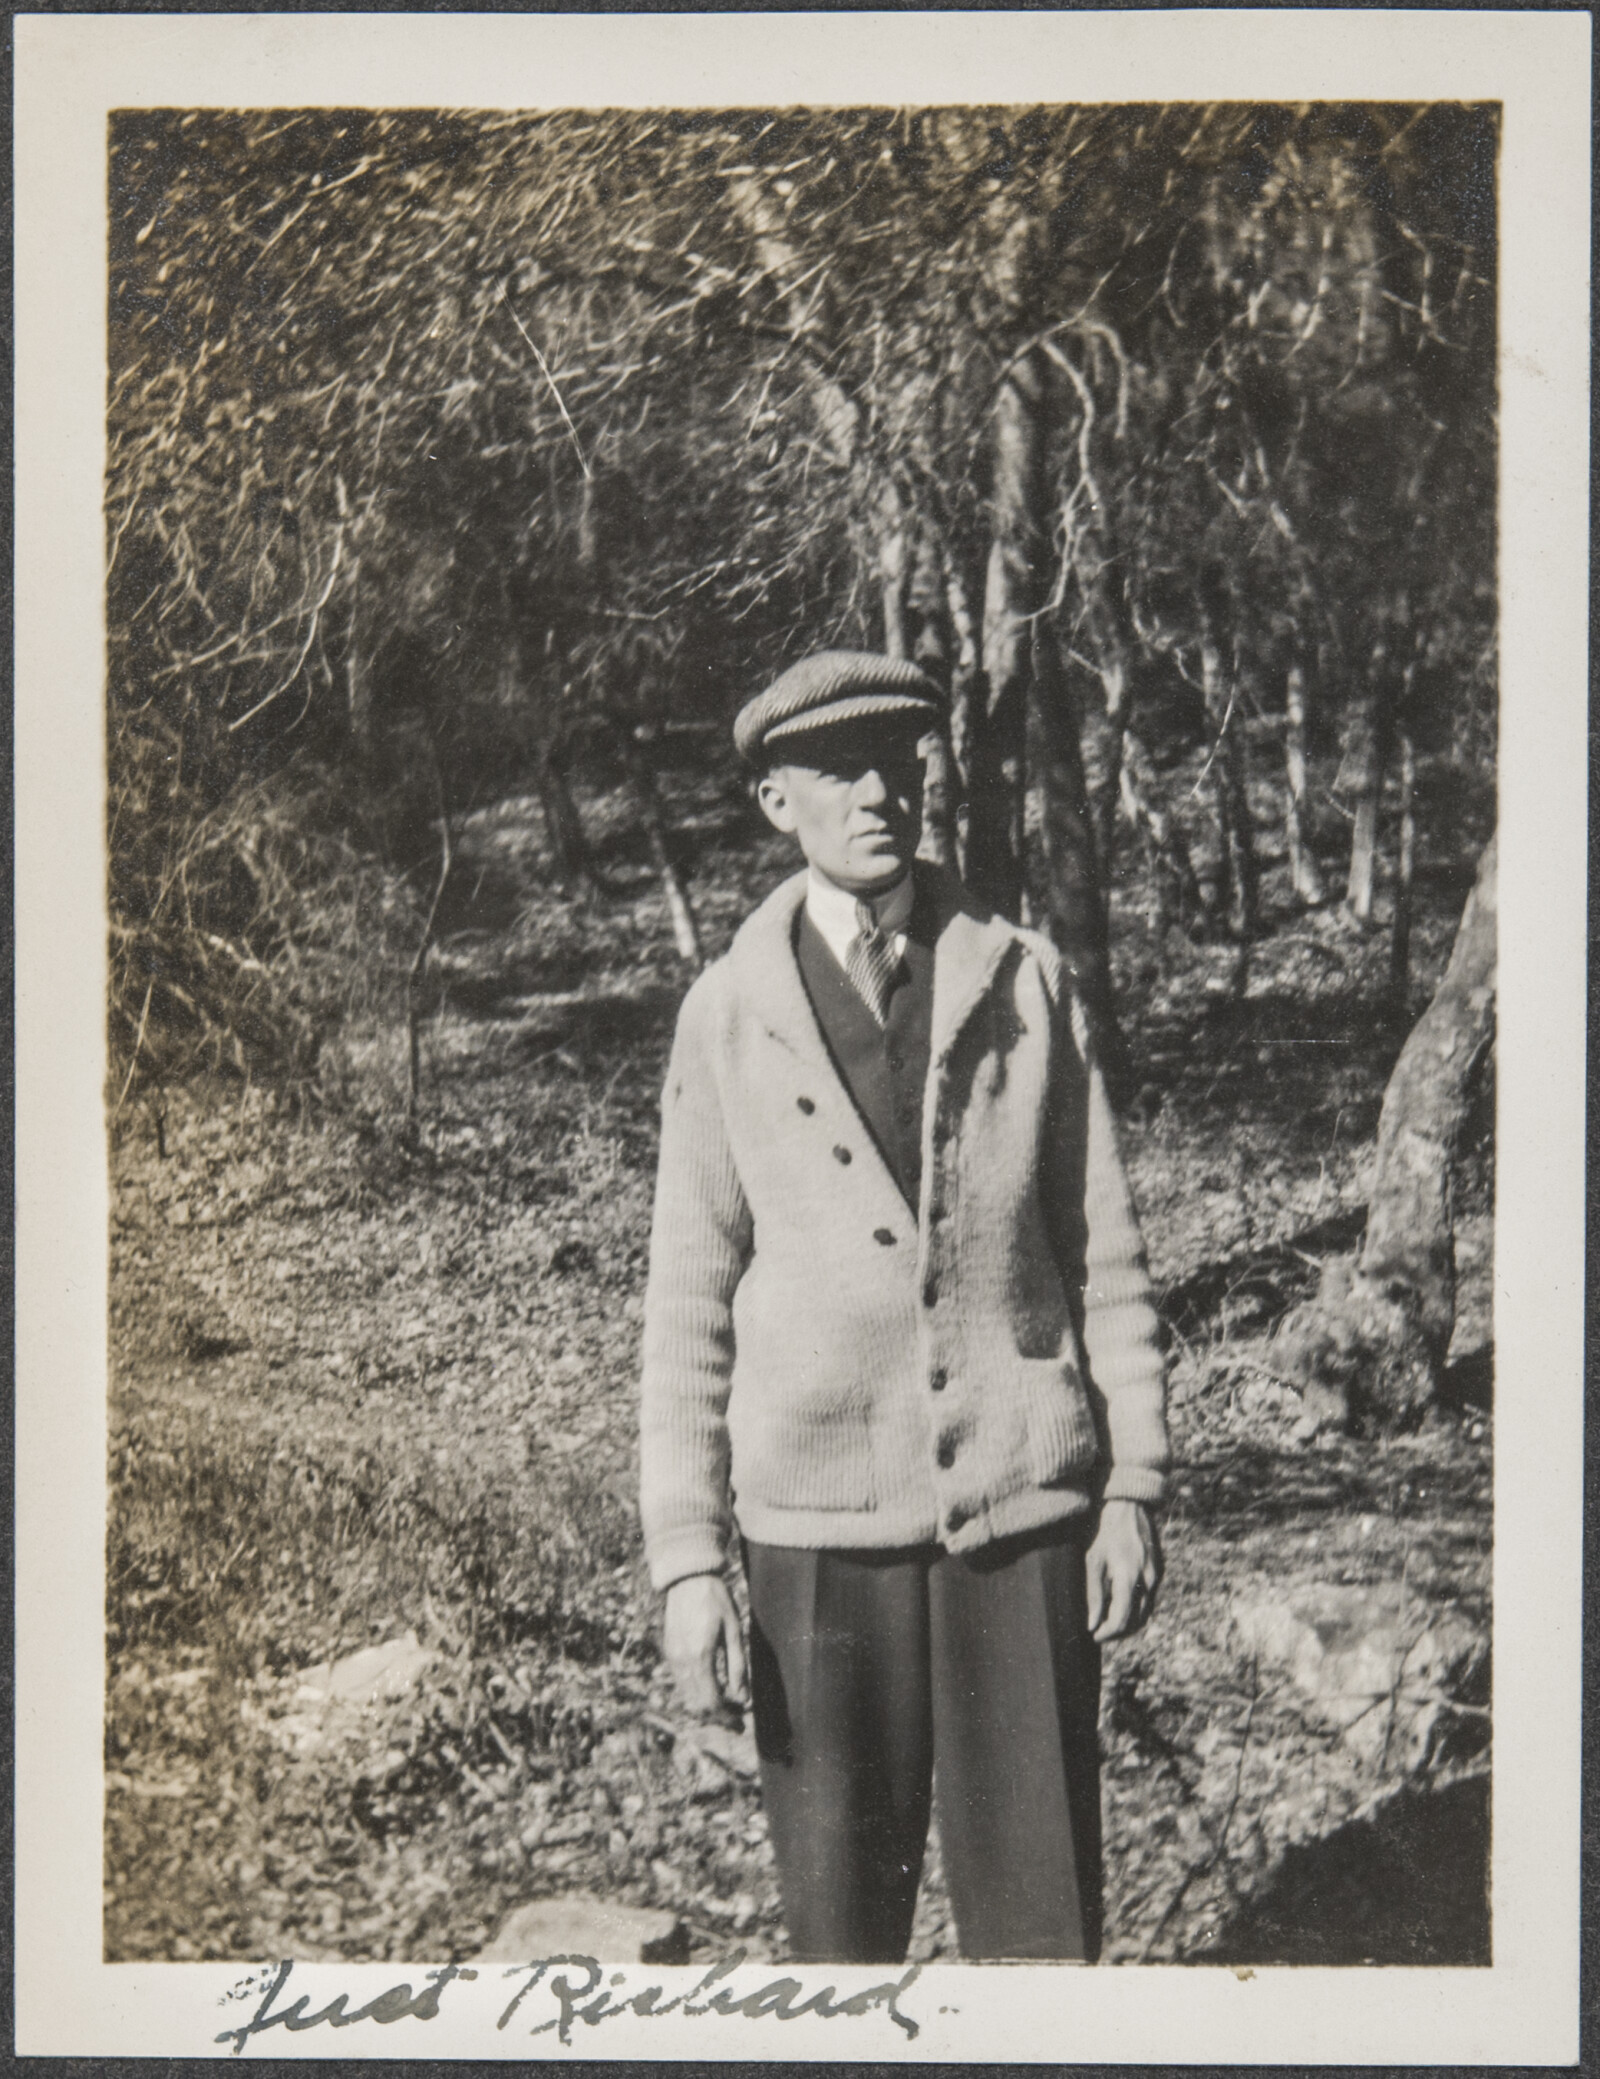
left=734, top=651, right=945, bottom=766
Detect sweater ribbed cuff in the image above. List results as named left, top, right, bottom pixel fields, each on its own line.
left=1101, top=1464, right=1168, bottom=1508
left=647, top=1526, right=730, bottom=1594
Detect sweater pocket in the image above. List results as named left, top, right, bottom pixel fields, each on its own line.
left=1013, top=1356, right=1101, bottom=1493
left=726, top=1387, right=879, bottom=1512
left=726, top=1254, right=893, bottom=1513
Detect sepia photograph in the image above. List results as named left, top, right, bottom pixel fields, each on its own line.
left=103, top=92, right=1498, bottom=1971
left=14, top=9, right=1587, bottom=2063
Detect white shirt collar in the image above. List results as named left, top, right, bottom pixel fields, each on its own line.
left=804, top=866, right=915, bottom=969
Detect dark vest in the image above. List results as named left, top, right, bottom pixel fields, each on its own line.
left=795, top=888, right=935, bottom=1212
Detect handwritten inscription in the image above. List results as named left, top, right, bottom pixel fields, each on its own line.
left=215, top=1951, right=923, bottom=2052
left=216, top=1961, right=475, bottom=2053
left=496, top=1949, right=923, bottom=2043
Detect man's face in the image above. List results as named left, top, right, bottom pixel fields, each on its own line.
left=756, top=721, right=927, bottom=896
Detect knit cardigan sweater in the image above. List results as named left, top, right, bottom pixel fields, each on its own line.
left=639, top=865, right=1168, bottom=1592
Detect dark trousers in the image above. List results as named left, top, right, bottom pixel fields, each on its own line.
left=744, top=1521, right=1102, bottom=1964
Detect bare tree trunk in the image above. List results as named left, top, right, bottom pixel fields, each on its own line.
left=627, top=745, right=702, bottom=968
left=1283, top=661, right=1327, bottom=906
left=913, top=587, right=958, bottom=874
left=406, top=798, right=454, bottom=1128
left=1196, top=571, right=1257, bottom=954
left=942, top=550, right=982, bottom=878
left=495, top=625, right=588, bottom=891
left=536, top=746, right=589, bottom=889
left=1078, top=558, right=1142, bottom=887
left=1029, top=631, right=1130, bottom=1093
left=1217, top=702, right=1258, bottom=945
left=1079, top=680, right=1126, bottom=892
left=968, top=535, right=1028, bottom=918
left=879, top=507, right=909, bottom=663
left=881, top=503, right=957, bottom=866
left=943, top=552, right=981, bottom=771
left=1362, top=829, right=1495, bottom=1345
left=1120, top=730, right=1204, bottom=938
left=904, top=538, right=960, bottom=870
left=1273, top=833, right=1497, bottom=1433
left=1197, top=599, right=1258, bottom=989
left=969, top=320, right=1045, bottom=921
left=917, top=734, right=959, bottom=871
left=1347, top=787, right=1381, bottom=921
left=1388, top=729, right=1416, bottom=1007
left=1341, top=638, right=1391, bottom=923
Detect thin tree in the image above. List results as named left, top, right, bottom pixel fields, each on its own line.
left=619, top=723, right=703, bottom=969
left=1283, top=660, right=1328, bottom=907
left=1339, top=631, right=1393, bottom=924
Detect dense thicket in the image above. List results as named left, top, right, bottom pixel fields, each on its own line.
left=107, top=102, right=1497, bottom=1086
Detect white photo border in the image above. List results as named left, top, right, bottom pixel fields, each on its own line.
left=15, top=9, right=1590, bottom=2062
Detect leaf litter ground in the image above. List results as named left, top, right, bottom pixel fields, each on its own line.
left=106, top=760, right=1492, bottom=1966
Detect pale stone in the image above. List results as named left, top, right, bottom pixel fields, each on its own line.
left=297, top=1632, right=436, bottom=1706
left=474, top=1893, right=689, bottom=1964
left=675, top=1720, right=759, bottom=1779
left=539, top=1813, right=594, bottom=1848
left=1232, top=1583, right=1484, bottom=1769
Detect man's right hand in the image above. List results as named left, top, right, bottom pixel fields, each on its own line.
left=663, top=1572, right=750, bottom=1719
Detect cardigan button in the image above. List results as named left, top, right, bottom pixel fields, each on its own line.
left=873, top=1227, right=896, bottom=1247
left=922, top=1274, right=939, bottom=1306
left=946, top=1506, right=969, bottom=1535
left=929, top=1365, right=947, bottom=1392
left=833, top=1144, right=852, bottom=1164
left=796, top=1096, right=815, bottom=1115
left=936, top=1436, right=957, bottom=1470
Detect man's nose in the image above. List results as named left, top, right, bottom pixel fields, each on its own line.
left=852, top=766, right=889, bottom=807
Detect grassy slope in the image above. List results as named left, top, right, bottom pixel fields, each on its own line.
left=106, top=752, right=1493, bottom=1964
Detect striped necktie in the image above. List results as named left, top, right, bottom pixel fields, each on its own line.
left=845, top=899, right=901, bottom=1025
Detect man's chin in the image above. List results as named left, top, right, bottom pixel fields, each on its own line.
left=842, top=859, right=909, bottom=894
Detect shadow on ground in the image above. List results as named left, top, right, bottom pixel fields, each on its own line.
left=1197, top=1773, right=1490, bottom=1965
left=439, top=973, right=680, bottom=1042
left=1440, top=1344, right=1494, bottom=1413
left=1156, top=1206, right=1368, bottom=1342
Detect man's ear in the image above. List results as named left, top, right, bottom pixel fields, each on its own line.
left=756, top=771, right=798, bottom=835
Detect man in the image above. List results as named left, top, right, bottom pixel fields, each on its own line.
left=639, top=651, right=1167, bottom=1963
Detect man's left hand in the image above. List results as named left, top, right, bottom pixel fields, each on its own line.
left=1086, top=1499, right=1162, bottom=1642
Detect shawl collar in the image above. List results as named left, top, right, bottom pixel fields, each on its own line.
left=725, top=861, right=1022, bottom=1073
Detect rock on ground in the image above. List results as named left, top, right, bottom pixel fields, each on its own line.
left=474, top=1893, right=689, bottom=1964
left=1232, top=1583, right=1485, bottom=1769
left=263, top=1633, right=441, bottom=1758
left=298, top=1632, right=437, bottom=1705
left=670, top=1720, right=759, bottom=1780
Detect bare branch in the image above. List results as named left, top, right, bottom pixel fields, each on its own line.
left=501, top=282, right=592, bottom=480
left=225, top=522, right=347, bottom=732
